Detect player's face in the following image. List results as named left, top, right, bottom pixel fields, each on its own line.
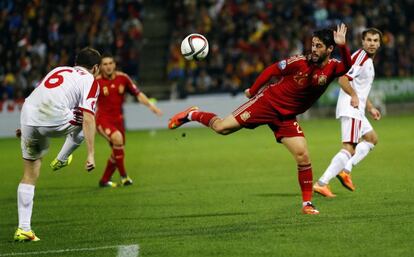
left=362, top=33, right=380, bottom=57
left=311, top=37, right=332, bottom=64
left=100, top=57, right=116, bottom=77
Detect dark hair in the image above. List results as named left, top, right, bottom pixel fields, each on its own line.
left=362, top=28, right=383, bottom=44
left=75, top=47, right=101, bottom=69
left=313, top=29, right=336, bottom=48
left=101, top=52, right=114, bottom=60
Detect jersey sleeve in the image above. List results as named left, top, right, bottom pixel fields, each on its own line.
left=123, top=74, right=141, bottom=96
left=248, top=56, right=303, bottom=96
left=79, top=77, right=99, bottom=115
left=344, top=50, right=368, bottom=81
left=334, top=44, right=352, bottom=76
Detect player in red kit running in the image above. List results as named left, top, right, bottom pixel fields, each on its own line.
left=168, top=24, right=352, bottom=214
left=96, top=54, right=163, bottom=187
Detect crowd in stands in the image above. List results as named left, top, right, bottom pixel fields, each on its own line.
left=2, top=0, right=414, bottom=111
left=0, top=0, right=144, bottom=112
left=167, top=0, right=414, bottom=98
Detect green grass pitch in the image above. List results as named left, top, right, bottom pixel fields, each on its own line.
left=0, top=115, right=413, bottom=257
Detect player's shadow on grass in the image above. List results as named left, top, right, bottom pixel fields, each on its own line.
left=253, top=193, right=297, bottom=198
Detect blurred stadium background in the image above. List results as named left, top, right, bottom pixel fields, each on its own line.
left=1, top=0, right=414, bottom=115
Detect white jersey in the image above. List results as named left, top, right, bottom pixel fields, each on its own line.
left=21, top=66, right=99, bottom=126
left=336, top=49, right=375, bottom=119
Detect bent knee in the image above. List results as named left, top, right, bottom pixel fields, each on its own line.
left=364, top=134, right=378, bottom=145
left=110, top=131, right=124, bottom=145
left=295, top=151, right=310, bottom=164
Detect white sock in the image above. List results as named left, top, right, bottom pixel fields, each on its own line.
left=319, top=149, right=351, bottom=185
left=18, top=183, right=35, bottom=231
left=57, top=134, right=82, bottom=161
left=188, top=111, right=196, bottom=121
left=344, top=141, right=375, bottom=172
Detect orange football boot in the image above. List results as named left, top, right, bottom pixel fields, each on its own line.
left=168, top=106, right=199, bottom=129
left=336, top=171, right=355, bottom=191
left=302, top=203, right=320, bottom=215
left=313, top=183, right=336, bottom=198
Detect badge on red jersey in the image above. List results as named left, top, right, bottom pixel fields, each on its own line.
left=103, top=86, right=109, bottom=96
left=278, top=60, right=287, bottom=70
left=318, top=75, right=327, bottom=86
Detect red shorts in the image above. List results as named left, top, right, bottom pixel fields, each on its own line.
left=233, top=93, right=305, bottom=143
left=96, top=116, right=125, bottom=143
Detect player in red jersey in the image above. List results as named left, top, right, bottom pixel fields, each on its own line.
left=96, top=54, right=162, bottom=187
left=168, top=24, right=352, bottom=214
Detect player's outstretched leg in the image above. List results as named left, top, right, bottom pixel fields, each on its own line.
left=168, top=106, right=199, bottom=129
left=14, top=228, right=40, bottom=242
left=50, top=154, right=73, bottom=171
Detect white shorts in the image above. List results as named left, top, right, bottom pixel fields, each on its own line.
left=21, top=123, right=82, bottom=160
left=340, top=116, right=373, bottom=143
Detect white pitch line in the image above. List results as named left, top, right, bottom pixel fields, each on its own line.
left=0, top=244, right=139, bottom=257
left=117, top=244, right=139, bottom=257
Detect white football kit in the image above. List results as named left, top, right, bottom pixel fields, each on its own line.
left=20, top=66, right=99, bottom=159
left=336, top=49, right=375, bottom=143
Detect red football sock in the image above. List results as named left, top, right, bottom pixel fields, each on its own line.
left=190, top=111, right=217, bottom=127
left=113, top=145, right=127, bottom=177
left=100, top=155, right=116, bottom=183
left=298, top=164, right=313, bottom=202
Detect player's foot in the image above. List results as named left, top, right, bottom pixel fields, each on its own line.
left=14, top=228, right=40, bottom=242
left=99, top=180, right=118, bottom=188
left=120, top=176, right=133, bottom=186
left=302, top=202, right=320, bottom=215
left=168, top=106, right=199, bottom=129
left=313, top=183, right=336, bottom=198
left=336, top=170, right=355, bottom=191
left=50, top=154, right=73, bottom=171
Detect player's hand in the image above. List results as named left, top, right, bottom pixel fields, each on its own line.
left=85, top=155, right=95, bottom=172
left=152, top=106, right=163, bottom=117
left=334, top=23, right=347, bottom=45
left=350, top=95, right=359, bottom=108
left=369, top=107, right=381, bottom=120
left=244, top=89, right=252, bottom=98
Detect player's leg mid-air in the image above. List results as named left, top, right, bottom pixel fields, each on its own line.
left=168, top=106, right=319, bottom=215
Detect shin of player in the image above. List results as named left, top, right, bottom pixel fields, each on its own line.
left=169, top=24, right=352, bottom=214
left=314, top=28, right=382, bottom=197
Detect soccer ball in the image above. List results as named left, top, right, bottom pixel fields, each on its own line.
left=181, top=33, right=209, bottom=61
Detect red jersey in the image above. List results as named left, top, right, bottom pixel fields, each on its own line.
left=249, top=45, right=352, bottom=116
left=96, top=71, right=141, bottom=121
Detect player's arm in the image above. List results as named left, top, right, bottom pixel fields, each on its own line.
left=82, top=111, right=96, bottom=171
left=136, top=92, right=163, bottom=116
left=122, top=72, right=163, bottom=116
left=333, top=23, right=352, bottom=76
left=366, top=98, right=381, bottom=120
left=338, top=76, right=359, bottom=108
left=245, top=63, right=282, bottom=98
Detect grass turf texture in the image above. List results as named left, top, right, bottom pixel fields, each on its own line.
left=0, top=115, right=413, bottom=257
